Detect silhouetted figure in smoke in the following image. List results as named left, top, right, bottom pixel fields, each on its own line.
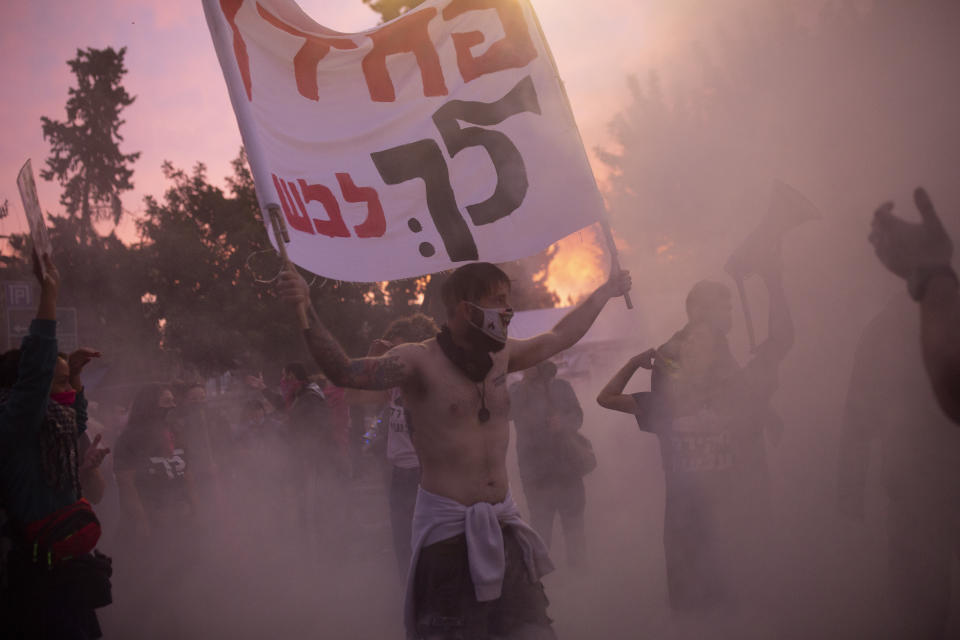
left=838, top=292, right=960, bottom=639
left=346, top=313, right=439, bottom=576
left=279, top=261, right=630, bottom=640
left=870, top=187, right=960, bottom=425
left=598, top=264, right=793, bottom=614
left=509, top=360, right=590, bottom=568
left=269, top=363, right=336, bottom=541
left=171, top=381, right=229, bottom=517
left=114, top=384, right=195, bottom=540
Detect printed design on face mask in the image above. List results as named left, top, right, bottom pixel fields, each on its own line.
left=466, top=302, right=514, bottom=343
left=148, top=449, right=187, bottom=480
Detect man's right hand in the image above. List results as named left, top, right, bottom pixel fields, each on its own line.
left=277, top=265, right=311, bottom=307
left=631, top=348, right=657, bottom=370
left=870, top=187, right=953, bottom=279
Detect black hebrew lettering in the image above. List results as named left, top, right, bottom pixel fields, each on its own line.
left=371, top=139, right=479, bottom=262
left=432, top=75, right=541, bottom=226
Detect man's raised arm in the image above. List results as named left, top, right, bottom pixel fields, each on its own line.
left=278, top=268, right=417, bottom=390
left=597, top=349, right=654, bottom=414
left=870, top=187, right=960, bottom=424
left=508, top=270, right=631, bottom=373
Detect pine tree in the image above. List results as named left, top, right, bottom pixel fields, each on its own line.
left=41, top=46, right=140, bottom=244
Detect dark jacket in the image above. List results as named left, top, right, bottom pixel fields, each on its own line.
left=0, top=319, right=87, bottom=525
left=510, top=371, right=583, bottom=484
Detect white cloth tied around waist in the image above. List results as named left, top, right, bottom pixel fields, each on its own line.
left=404, top=487, right=555, bottom=636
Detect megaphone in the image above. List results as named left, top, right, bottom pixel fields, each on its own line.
left=725, top=181, right=820, bottom=349
left=726, top=180, right=821, bottom=279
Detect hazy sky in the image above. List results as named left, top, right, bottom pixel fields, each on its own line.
left=0, top=0, right=782, bottom=240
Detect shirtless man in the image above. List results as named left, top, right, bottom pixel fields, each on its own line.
left=278, top=262, right=630, bottom=639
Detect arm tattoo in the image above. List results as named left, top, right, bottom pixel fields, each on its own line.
left=302, top=324, right=408, bottom=390
left=346, top=356, right=407, bottom=389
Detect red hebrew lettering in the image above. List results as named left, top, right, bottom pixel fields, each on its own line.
left=272, top=174, right=314, bottom=234
left=443, top=0, right=537, bottom=83
left=336, top=173, right=386, bottom=238
left=257, top=3, right=358, bottom=101
left=362, top=8, right=447, bottom=102
left=220, top=0, right=252, bottom=101
left=296, top=179, right=351, bottom=238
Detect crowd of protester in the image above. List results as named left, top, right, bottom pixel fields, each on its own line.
left=0, top=186, right=957, bottom=639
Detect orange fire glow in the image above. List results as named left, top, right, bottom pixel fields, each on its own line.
left=537, top=225, right=609, bottom=306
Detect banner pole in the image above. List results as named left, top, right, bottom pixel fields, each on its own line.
left=202, top=0, right=284, bottom=255
left=268, top=204, right=310, bottom=330
left=524, top=0, right=632, bottom=309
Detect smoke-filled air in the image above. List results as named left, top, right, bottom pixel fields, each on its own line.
left=1, top=1, right=958, bottom=639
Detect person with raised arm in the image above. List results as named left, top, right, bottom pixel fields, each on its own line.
left=870, top=187, right=960, bottom=425
left=278, top=261, right=630, bottom=640
left=0, top=253, right=110, bottom=638
left=597, top=261, right=793, bottom=618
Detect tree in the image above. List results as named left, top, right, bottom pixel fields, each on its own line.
left=41, top=47, right=140, bottom=244
left=363, top=0, right=425, bottom=22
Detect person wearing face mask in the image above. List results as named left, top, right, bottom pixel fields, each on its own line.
left=113, top=384, right=195, bottom=541
left=278, top=260, right=631, bottom=640
left=0, top=253, right=110, bottom=639
left=598, top=265, right=793, bottom=619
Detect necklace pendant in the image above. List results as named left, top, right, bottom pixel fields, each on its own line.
left=478, top=407, right=491, bottom=423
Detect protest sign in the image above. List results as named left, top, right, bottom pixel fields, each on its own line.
left=204, top=0, right=606, bottom=281
left=16, top=159, right=53, bottom=275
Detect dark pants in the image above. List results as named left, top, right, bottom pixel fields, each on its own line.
left=390, top=465, right=420, bottom=575
left=523, top=475, right=586, bottom=568
left=413, top=528, right=555, bottom=640
left=887, top=493, right=959, bottom=639
left=6, top=548, right=103, bottom=639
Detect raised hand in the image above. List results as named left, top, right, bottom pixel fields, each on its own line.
left=33, top=251, right=60, bottom=321
left=79, top=433, right=111, bottom=473
left=277, top=265, right=311, bottom=306
left=68, top=348, right=101, bottom=377
left=245, top=372, right=267, bottom=391
left=601, top=269, right=632, bottom=299
left=870, top=187, right=953, bottom=279
left=631, top=348, right=657, bottom=370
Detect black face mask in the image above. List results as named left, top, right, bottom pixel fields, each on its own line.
left=436, top=326, right=494, bottom=382
left=465, top=321, right=507, bottom=354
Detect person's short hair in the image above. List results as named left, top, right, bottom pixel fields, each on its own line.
left=384, top=313, right=439, bottom=344
left=685, top=280, right=731, bottom=322
left=405, top=313, right=439, bottom=342
left=283, top=362, right=309, bottom=382
left=382, top=318, right=410, bottom=343
left=440, top=262, right=511, bottom=315
left=0, top=349, right=21, bottom=389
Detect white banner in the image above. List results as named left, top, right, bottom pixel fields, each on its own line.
left=204, top=0, right=603, bottom=281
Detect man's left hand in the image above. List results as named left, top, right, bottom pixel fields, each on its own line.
left=601, top=269, right=632, bottom=299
